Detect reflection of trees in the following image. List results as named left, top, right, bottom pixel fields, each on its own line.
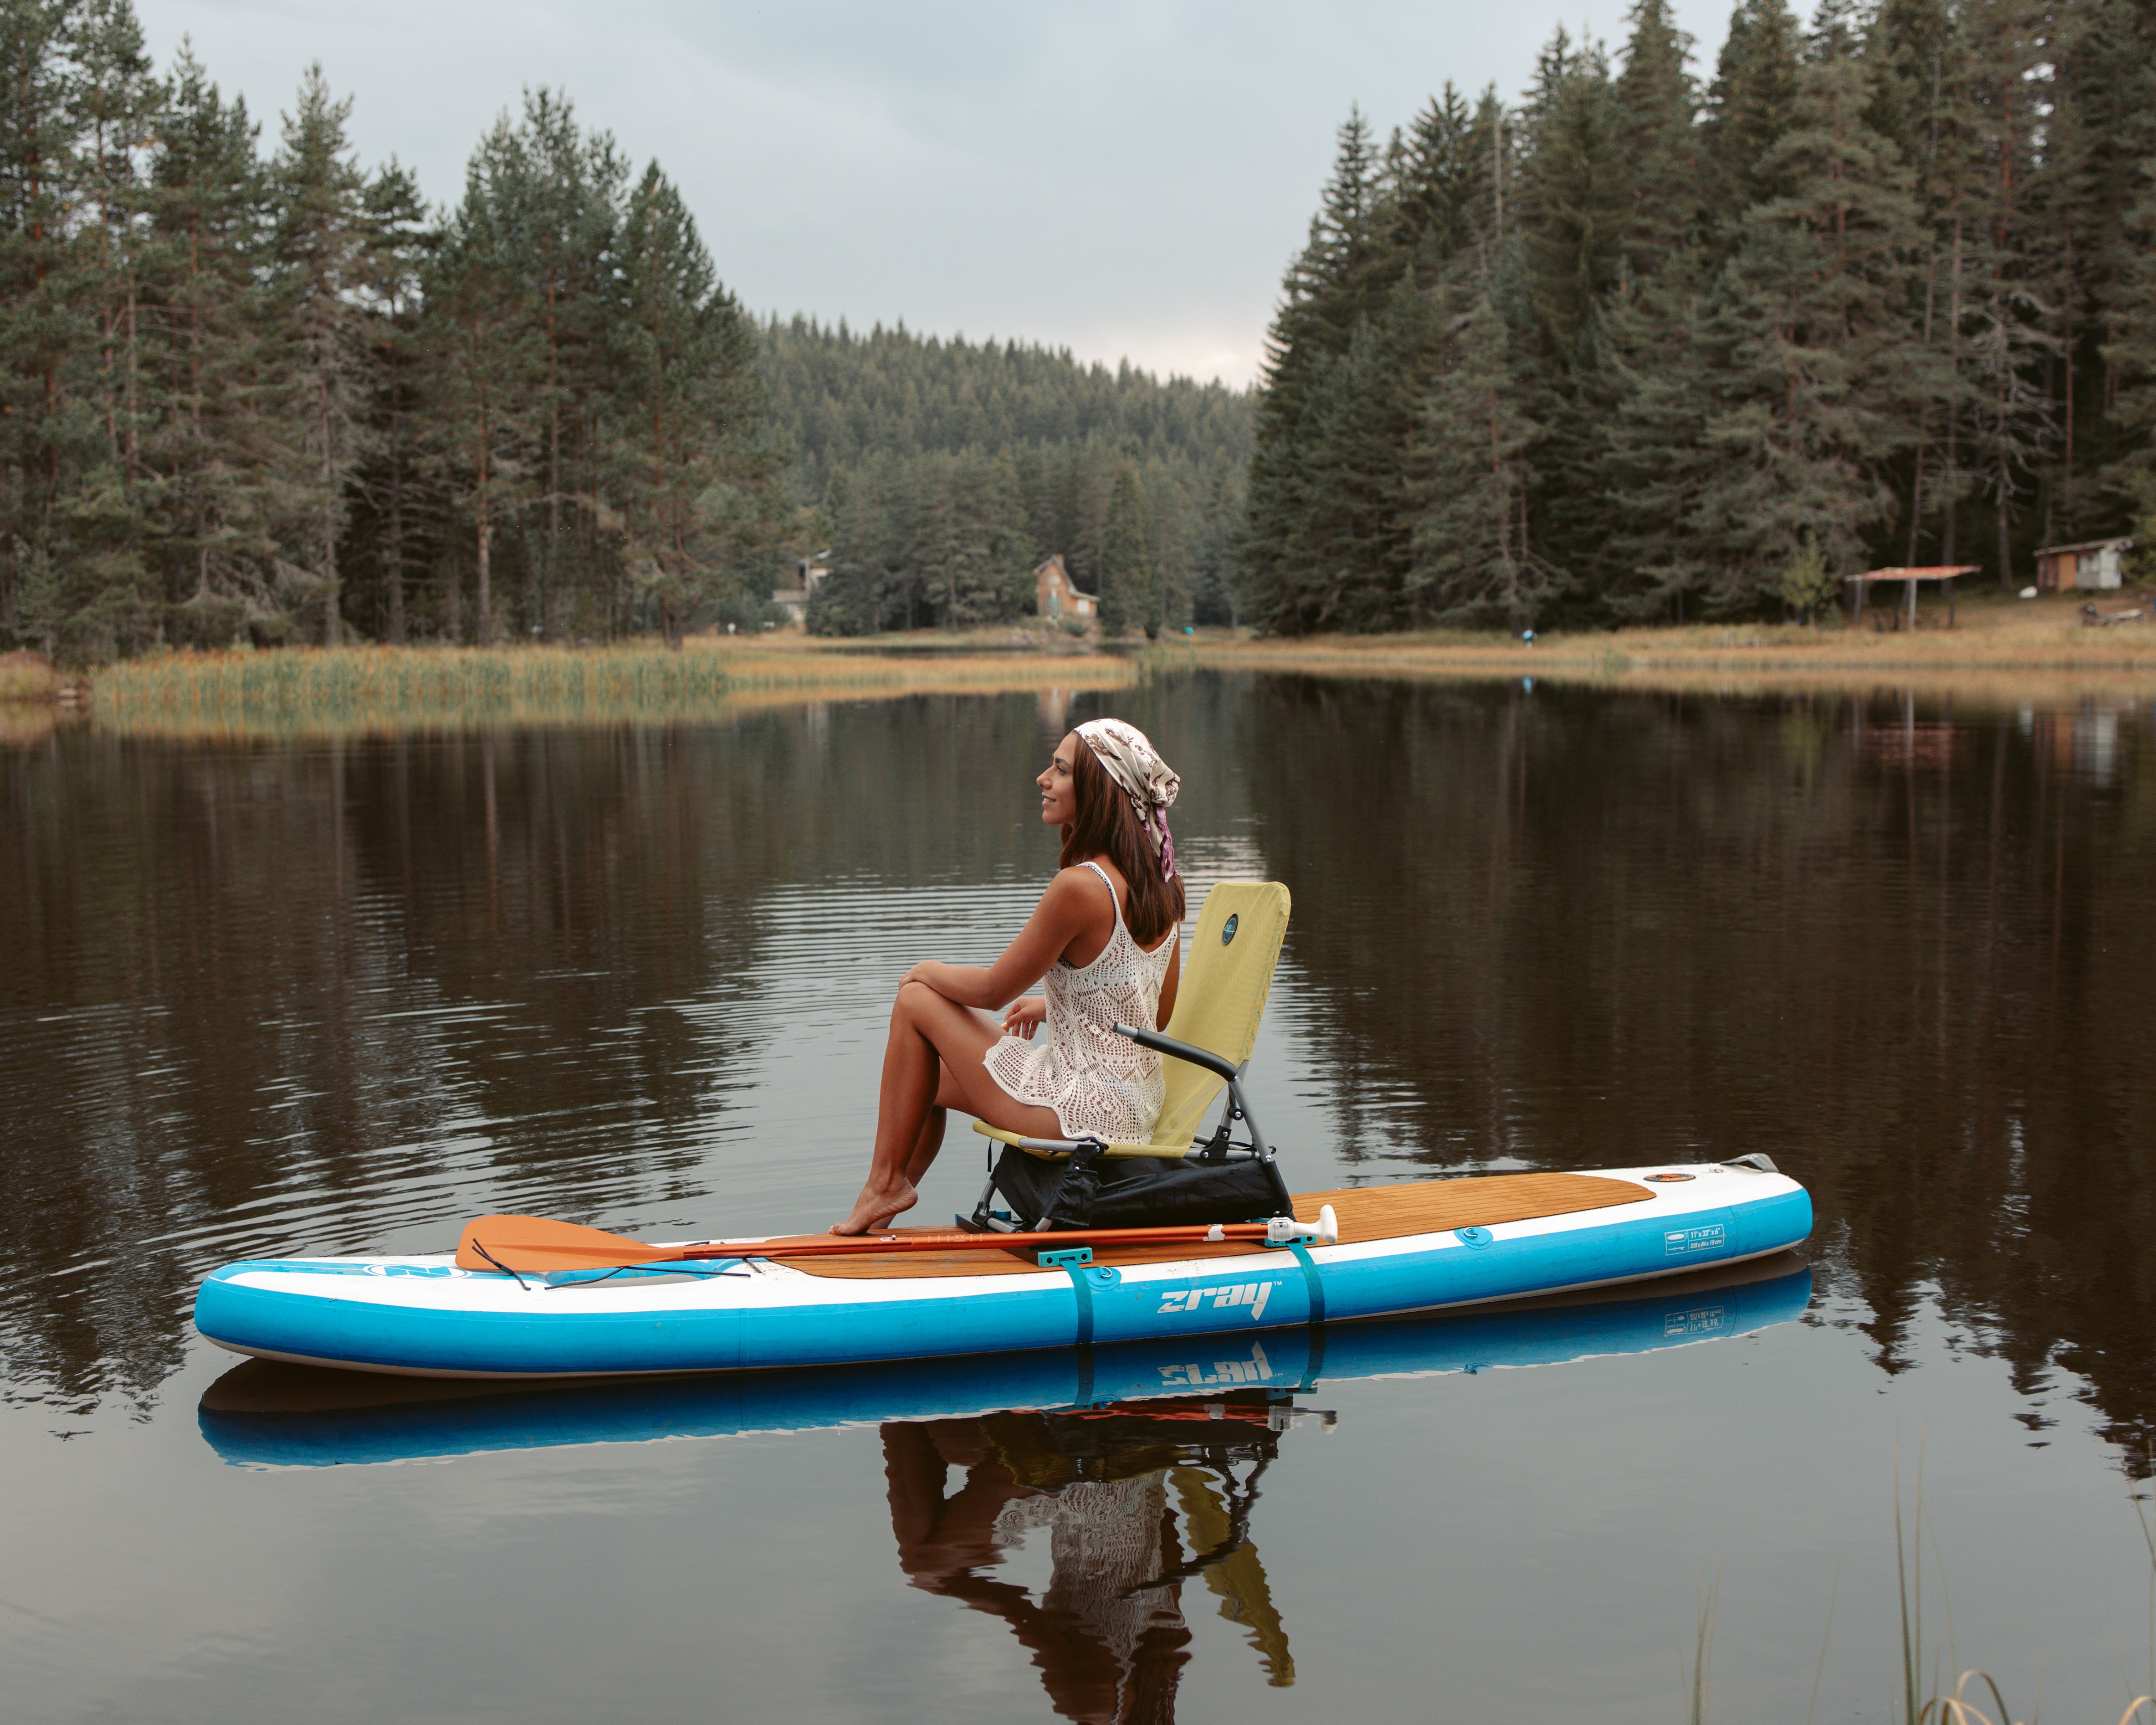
left=0, top=694, right=1094, bottom=1413
left=10, top=675, right=2155, bottom=1466
left=884, top=1395, right=1294, bottom=1724
left=1234, top=675, right=2156, bottom=1469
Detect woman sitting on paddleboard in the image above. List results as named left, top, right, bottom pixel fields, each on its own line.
left=833, top=719, right=1185, bottom=1235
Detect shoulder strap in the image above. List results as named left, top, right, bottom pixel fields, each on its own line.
left=1078, top=859, right=1122, bottom=924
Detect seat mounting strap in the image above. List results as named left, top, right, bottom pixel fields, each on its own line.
left=1060, top=1262, right=1096, bottom=1349
left=1286, top=1241, right=1326, bottom=1328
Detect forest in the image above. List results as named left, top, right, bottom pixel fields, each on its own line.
left=0, top=0, right=1255, bottom=662
left=0, top=0, right=784, bottom=662
left=764, top=318, right=1252, bottom=636
left=1244, top=0, right=2156, bottom=632
left=10, top=0, right=2156, bottom=658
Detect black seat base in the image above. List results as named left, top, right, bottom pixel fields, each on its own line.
left=971, top=1143, right=1294, bottom=1232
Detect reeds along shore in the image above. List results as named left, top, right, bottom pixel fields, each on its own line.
left=64, top=640, right=1139, bottom=740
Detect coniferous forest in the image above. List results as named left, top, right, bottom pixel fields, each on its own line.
left=0, top=0, right=1255, bottom=661
left=10, top=0, right=2156, bottom=659
left=1245, top=0, right=2156, bottom=632
left=763, top=319, right=1253, bottom=636
left=0, top=0, right=784, bottom=661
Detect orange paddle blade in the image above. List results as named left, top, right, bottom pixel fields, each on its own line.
left=455, top=1214, right=675, bottom=1273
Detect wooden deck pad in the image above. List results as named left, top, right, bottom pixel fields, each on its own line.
left=787, top=1172, right=1651, bottom=1280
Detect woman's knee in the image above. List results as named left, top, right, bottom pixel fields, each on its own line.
left=893, top=979, right=937, bottom=1022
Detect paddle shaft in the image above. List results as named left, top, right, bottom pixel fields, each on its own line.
left=686, top=1222, right=1297, bottom=1260
left=455, top=1209, right=1339, bottom=1274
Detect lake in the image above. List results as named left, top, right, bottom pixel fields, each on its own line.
left=4, top=673, right=2155, bottom=1723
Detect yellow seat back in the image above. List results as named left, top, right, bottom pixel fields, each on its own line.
left=1152, top=881, right=1291, bottom=1149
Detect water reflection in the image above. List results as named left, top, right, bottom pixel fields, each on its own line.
left=1232, top=678, right=2156, bottom=1466
left=886, top=1398, right=1291, bottom=1720
left=5, top=677, right=2156, bottom=1476
left=195, top=1259, right=1808, bottom=1721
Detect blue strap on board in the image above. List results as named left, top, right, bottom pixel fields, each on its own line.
left=1287, top=1242, right=1326, bottom=1327
left=1061, top=1263, right=1095, bottom=1349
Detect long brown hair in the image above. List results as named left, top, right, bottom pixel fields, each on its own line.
left=1060, top=739, right=1185, bottom=947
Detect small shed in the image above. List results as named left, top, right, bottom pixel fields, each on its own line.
left=771, top=552, right=829, bottom=627
left=2034, top=537, right=2134, bottom=592
left=1035, top=554, right=1097, bottom=622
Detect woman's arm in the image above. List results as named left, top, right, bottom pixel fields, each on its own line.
left=902, top=870, right=1106, bottom=1011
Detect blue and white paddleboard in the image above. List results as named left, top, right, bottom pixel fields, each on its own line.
left=197, top=1254, right=1813, bottom=1469
left=193, top=1161, right=1811, bottom=1381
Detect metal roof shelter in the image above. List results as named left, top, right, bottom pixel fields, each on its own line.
left=1842, top=565, right=1982, bottom=628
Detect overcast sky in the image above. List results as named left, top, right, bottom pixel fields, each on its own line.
left=133, top=0, right=1739, bottom=387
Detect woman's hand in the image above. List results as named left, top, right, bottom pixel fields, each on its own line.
left=1001, top=997, right=1047, bottom=1040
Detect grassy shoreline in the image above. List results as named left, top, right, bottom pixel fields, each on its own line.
left=4, top=594, right=2151, bottom=741
left=1162, top=609, right=2156, bottom=708
left=61, top=637, right=1136, bottom=740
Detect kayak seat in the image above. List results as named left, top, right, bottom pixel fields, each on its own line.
left=966, top=881, right=1292, bottom=1231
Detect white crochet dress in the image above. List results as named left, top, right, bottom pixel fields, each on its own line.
left=983, top=862, right=1177, bottom=1143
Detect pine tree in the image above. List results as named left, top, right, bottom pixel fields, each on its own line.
left=350, top=159, right=428, bottom=642
left=421, top=175, right=544, bottom=643
left=1187, top=449, right=1246, bottom=626
left=1388, top=83, right=1503, bottom=283
left=0, top=0, right=93, bottom=650
left=1866, top=0, right=1958, bottom=566
left=1518, top=29, right=1626, bottom=367
left=1148, top=468, right=1194, bottom=632
left=2045, top=0, right=2156, bottom=536
left=142, top=46, right=284, bottom=645
left=2103, top=159, right=2156, bottom=539
left=53, top=0, right=160, bottom=653
left=1516, top=29, right=1629, bottom=595
left=1681, top=0, right=1939, bottom=605
left=71, top=0, right=156, bottom=481
left=1612, top=0, right=1703, bottom=274
left=2056, top=0, right=2156, bottom=532
left=1406, top=292, right=1557, bottom=626
left=1244, top=110, right=1397, bottom=630
left=1096, top=461, right=1154, bottom=637
left=608, top=161, right=777, bottom=645
left=1704, top=0, right=1803, bottom=232
left=1600, top=255, right=1716, bottom=617
left=270, top=64, right=374, bottom=641
left=1948, top=0, right=2058, bottom=587
left=463, top=89, right=625, bottom=634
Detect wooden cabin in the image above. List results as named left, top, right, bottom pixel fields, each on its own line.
left=1035, top=554, right=1098, bottom=623
left=771, top=553, right=829, bottom=626
left=2034, top=537, right=2134, bottom=592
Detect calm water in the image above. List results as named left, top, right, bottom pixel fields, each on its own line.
left=5, top=676, right=2156, bottom=1723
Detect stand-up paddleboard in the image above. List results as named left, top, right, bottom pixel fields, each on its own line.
left=193, top=1160, right=1811, bottom=1381
left=197, top=1253, right=1810, bottom=1469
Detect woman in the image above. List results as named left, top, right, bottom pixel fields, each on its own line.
left=833, top=719, right=1185, bottom=1235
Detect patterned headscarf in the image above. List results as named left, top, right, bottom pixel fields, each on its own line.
left=1076, top=719, right=1181, bottom=879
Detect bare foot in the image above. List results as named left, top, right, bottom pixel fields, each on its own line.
left=832, top=1176, right=918, bottom=1236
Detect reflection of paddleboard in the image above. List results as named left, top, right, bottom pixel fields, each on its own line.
left=197, top=1253, right=1811, bottom=1468
left=192, top=1162, right=1812, bottom=1380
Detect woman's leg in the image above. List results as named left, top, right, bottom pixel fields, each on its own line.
left=904, top=1101, right=947, bottom=1187
left=834, top=981, right=1064, bottom=1233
